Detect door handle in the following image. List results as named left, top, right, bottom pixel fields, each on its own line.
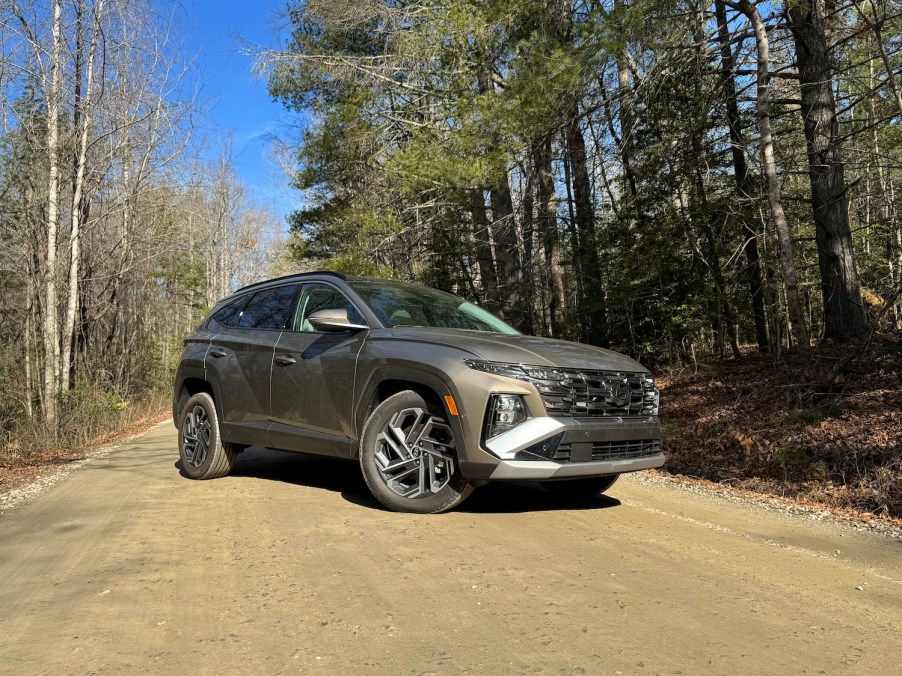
left=208, top=348, right=227, bottom=358
left=274, top=354, right=297, bottom=367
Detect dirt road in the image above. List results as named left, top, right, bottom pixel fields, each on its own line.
left=1, top=423, right=900, bottom=674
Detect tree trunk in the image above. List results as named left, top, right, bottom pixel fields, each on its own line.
left=715, top=0, right=769, bottom=352
left=682, top=5, right=741, bottom=360
left=894, top=224, right=902, bottom=329
left=731, top=0, right=810, bottom=350
left=521, top=168, right=536, bottom=330
left=469, top=189, right=502, bottom=314
left=565, top=114, right=608, bottom=347
left=613, top=0, right=641, bottom=217
left=62, top=0, right=104, bottom=392
left=41, top=0, right=64, bottom=427
left=490, top=176, right=532, bottom=333
left=533, top=136, right=565, bottom=337
left=787, top=0, right=867, bottom=341
left=25, top=272, right=35, bottom=419
left=850, top=0, right=902, bottom=120
left=695, top=172, right=742, bottom=360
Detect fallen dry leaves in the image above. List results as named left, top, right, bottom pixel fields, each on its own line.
left=658, top=340, right=902, bottom=520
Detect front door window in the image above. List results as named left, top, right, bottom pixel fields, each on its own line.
left=293, top=283, right=366, bottom=331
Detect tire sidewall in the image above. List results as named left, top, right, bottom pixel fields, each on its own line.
left=359, top=390, right=472, bottom=514
left=178, top=392, right=224, bottom=480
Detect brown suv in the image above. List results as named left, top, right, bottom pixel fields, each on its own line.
left=173, top=272, right=662, bottom=513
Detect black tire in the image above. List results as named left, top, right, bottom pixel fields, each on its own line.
left=177, top=392, right=237, bottom=480
left=541, top=474, right=619, bottom=497
left=359, top=390, right=474, bottom=513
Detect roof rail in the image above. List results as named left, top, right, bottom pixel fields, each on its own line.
left=234, top=270, right=347, bottom=294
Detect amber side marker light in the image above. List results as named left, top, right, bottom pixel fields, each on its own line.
left=444, top=395, right=459, bottom=416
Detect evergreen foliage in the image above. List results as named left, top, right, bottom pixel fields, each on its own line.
left=268, top=0, right=902, bottom=360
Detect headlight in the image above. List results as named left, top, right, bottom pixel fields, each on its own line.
left=484, top=394, right=528, bottom=439
left=465, top=361, right=530, bottom=379
left=641, top=375, right=660, bottom=415
left=466, top=360, right=564, bottom=382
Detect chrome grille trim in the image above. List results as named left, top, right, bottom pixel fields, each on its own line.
left=534, top=370, right=655, bottom=417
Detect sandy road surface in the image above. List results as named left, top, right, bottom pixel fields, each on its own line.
left=1, top=423, right=900, bottom=675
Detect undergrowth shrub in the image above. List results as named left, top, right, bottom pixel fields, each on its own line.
left=0, top=382, right=169, bottom=464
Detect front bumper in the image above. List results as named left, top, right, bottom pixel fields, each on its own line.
left=489, top=452, right=664, bottom=480
left=459, top=414, right=663, bottom=481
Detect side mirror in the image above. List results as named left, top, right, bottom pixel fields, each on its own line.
left=306, top=308, right=368, bottom=332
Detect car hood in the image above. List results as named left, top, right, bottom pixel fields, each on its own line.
left=388, top=327, right=647, bottom=372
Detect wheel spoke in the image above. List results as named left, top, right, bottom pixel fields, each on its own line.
left=417, top=459, right=427, bottom=496
left=194, top=426, right=208, bottom=467
left=426, top=455, right=442, bottom=491
left=421, top=445, right=454, bottom=462
left=380, top=456, right=418, bottom=473
left=373, top=406, right=455, bottom=500
left=405, top=409, right=429, bottom=446
left=391, top=466, right=419, bottom=482
left=381, top=429, right=409, bottom=460
left=182, top=405, right=210, bottom=468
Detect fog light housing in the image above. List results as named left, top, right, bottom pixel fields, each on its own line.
left=515, top=432, right=564, bottom=461
left=484, top=394, right=528, bottom=439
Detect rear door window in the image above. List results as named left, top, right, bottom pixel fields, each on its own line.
left=236, top=284, right=300, bottom=330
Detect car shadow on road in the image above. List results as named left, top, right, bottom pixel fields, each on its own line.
left=456, top=483, right=621, bottom=514
left=177, top=447, right=363, bottom=491
left=181, top=447, right=622, bottom=515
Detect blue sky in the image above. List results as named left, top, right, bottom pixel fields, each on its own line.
left=186, top=0, right=297, bottom=223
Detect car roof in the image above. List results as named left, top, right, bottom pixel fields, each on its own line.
left=234, top=270, right=347, bottom=294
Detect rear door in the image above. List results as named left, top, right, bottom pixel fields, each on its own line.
left=268, top=282, right=368, bottom=456
left=205, top=284, right=300, bottom=446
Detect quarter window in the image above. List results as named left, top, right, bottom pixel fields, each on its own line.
left=208, top=295, right=248, bottom=329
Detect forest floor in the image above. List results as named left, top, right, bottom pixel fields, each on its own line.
left=658, top=337, right=902, bottom=523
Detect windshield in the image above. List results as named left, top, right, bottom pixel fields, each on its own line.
left=349, top=280, right=520, bottom=335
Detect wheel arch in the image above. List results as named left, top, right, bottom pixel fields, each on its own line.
left=353, top=368, right=464, bottom=460
left=174, top=375, right=221, bottom=422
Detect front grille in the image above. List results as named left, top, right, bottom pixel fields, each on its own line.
left=552, top=439, right=661, bottom=464
left=535, top=370, right=655, bottom=417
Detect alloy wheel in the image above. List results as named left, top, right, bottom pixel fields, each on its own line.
left=374, top=407, right=455, bottom=499
left=182, top=404, right=211, bottom=468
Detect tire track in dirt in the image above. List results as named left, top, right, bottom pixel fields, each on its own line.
left=1, top=424, right=900, bottom=673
